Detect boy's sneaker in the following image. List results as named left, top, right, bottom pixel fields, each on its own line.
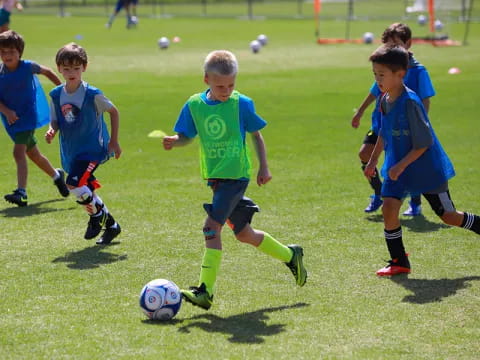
left=53, top=169, right=70, bottom=197
left=4, top=189, right=27, bottom=207
left=403, top=202, right=422, bottom=216
left=84, top=210, right=108, bottom=239
left=181, top=283, right=213, bottom=310
left=376, top=256, right=411, bottom=276
left=96, top=222, right=121, bottom=245
left=364, top=195, right=383, bottom=213
left=285, top=245, right=307, bottom=287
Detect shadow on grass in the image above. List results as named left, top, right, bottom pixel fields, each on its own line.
left=176, top=302, right=310, bottom=344
left=366, top=214, right=450, bottom=233
left=52, top=244, right=127, bottom=270
left=390, top=274, right=480, bottom=304
left=0, top=198, right=74, bottom=218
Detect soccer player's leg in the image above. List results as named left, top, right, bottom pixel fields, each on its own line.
left=423, top=184, right=480, bottom=235
left=360, top=130, right=383, bottom=213
left=230, top=197, right=307, bottom=287
left=377, top=180, right=410, bottom=276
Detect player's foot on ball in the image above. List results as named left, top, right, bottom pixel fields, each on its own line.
left=364, top=195, right=383, bottom=213
left=84, top=210, right=107, bottom=239
left=181, top=283, right=213, bottom=310
left=96, top=222, right=121, bottom=245
left=53, top=168, right=70, bottom=197
left=286, top=245, right=307, bottom=287
left=4, top=189, right=27, bottom=207
left=376, top=256, right=411, bottom=276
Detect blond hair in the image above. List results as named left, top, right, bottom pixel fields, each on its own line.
left=204, top=50, right=238, bottom=76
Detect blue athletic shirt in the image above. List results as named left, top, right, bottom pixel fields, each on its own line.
left=174, top=89, right=267, bottom=140
left=369, top=54, right=435, bottom=134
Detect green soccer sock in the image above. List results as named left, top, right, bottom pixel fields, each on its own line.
left=257, top=232, right=293, bottom=263
left=198, top=248, right=222, bottom=296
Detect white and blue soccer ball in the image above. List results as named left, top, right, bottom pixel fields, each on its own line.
left=250, top=40, right=261, bottom=53
left=257, top=34, right=268, bottom=46
left=363, top=32, right=374, bottom=44
left=158, top=37, right=170, bottom=50
left=417, top=14, right=427, bottom=26
left=434, top=19, right=444, bottom=31
left=139, top=279, right=182, bottom=320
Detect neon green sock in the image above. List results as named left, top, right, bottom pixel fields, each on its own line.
left=199, top=248, right=222, bottom=296
left=257, top=232, right=293, bottom=263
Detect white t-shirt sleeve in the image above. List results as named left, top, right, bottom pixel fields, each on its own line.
left=94, top=94, right=114, bottom=114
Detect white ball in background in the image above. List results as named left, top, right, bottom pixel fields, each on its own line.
left=417, top=14, right=427, bottom=26
left=257, top=34, right=268, bottom=46
left=250, top=40, right=261, bottom=54
left=434, top=19, right=444, bottom=31
left=363, top=32, right=374, bottom=44
left=158, top=37, right=170, bottom=49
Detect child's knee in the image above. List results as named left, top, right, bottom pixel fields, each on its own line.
left=203, top=217, right=221, bottom=241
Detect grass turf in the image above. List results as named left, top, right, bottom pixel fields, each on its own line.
left=0, top=14, right=479, bottom=360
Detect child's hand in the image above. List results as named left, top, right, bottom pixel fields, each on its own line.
left=163, top=135, right=179, bottom=150
left=108, top=140, right=122, bottom=159
left=388, top=163, right=405, bottom=181
left=6, top=110, right=18, bottom=125
left=45, top=127, right=57, bottom=143
left=364, top=161, right=377, bottom=180
left=351, top=110, right=362, bottom=129
left=257, top=166, right=272, bottom=186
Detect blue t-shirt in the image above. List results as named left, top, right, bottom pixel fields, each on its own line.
left=174, top=89, right=267, bottom=139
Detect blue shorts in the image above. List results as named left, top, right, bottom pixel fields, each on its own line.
left=203, top=179, right=259, bottom=234
left=66, top=160, right=101, bottom=191
left=115, top=0, right=138, bottom=12
left=0, top=9, right=11, bottom=26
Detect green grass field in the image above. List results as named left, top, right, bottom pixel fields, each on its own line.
left=1, top=13, right=479, bottom=360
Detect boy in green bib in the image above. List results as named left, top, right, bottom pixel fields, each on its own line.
left=163, top=50, right=307, bottom=310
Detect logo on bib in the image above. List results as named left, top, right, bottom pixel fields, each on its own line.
left=204, top=115, right=226, bottom=140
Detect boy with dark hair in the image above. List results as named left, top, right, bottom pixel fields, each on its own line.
left=163, top=50, right=307, bottom=310
left=45, top=42, right=122, bottom=245
left=0, top=30, right=69, bottom=207
left=352, top=23, right=435, bottom=216
left=365, top=44, right=480, bottom=276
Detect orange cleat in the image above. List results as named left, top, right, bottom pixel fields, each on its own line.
left=376, top=257, right=411, bottom=276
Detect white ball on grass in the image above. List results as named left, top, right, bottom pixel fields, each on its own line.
left=250, top=40, right=261, bottom=53
left=158, top=37, right=170, bottom=50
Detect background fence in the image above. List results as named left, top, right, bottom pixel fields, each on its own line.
left=15, top=0, right=480, bottom=21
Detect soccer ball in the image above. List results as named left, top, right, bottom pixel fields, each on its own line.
left=434, top=19, right=444, bottom=31
left=417, top=14, right=427, bottom=26
left=158, top=37, right=170, bottom=50
left=250, top=40, right=261, bottom=54
left=139, top=279, right=182, bottom=320
left=363, top=32, right=374, bottom=44
left=257, top=34, right=268, bottom=46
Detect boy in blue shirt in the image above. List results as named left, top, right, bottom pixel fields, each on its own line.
left=0, top=30, right=69, bottom=207
left=365, top=45, right=480, bottom=276
left=163, top=50, right=307, bottom=310
left=352, top=23, right=435, bottom=216
left=45, top=43, right=122, bottom=245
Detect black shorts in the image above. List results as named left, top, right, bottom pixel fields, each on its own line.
left=422, top=183, right=456, bottom=217
left=66, top=160, right=101, bottom=191
left=203, top=179, right=260, bottom=234
left=363, top=130, right=378, bottom=145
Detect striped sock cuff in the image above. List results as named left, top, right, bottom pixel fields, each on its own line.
left=462, top=212, right=475, bottom=230
left=384, top=227, right=402, bottom=240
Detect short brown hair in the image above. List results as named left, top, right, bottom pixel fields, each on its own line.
left=0, top=30, right=25, bottom=57
left=382, top=23, right=412, bottom=44
left=369, top=45, right=409, bottom=72
left=55, top=42, right=88, bottom=66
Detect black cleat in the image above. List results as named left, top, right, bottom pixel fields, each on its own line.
left=96, top=222, right=121, bottom=245
left=4, top=189, right=27, bottom=207
left=84, top=210, right=107, bottom=239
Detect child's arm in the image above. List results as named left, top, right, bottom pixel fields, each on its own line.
left=422, top=98, right=430, bottom=113
left=38, top=65, right=62, bottom=86
left=106, top=105, right=122, bottom=159
left=45, top=103, right=59, bottom=143
left=352, top=93, right=376, bottom=128
left=364, top=136, right=384, bottom=179
left=163, top=133, right=193, bottom=150
left=251, top=131, right=272, bottom=186
left=0, top=101, right=18, bottom=125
